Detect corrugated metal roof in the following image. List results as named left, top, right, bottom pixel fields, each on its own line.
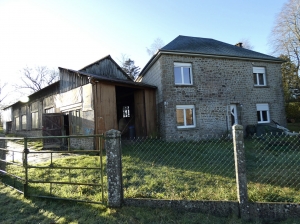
left=60, top=67, right=156, bottom=89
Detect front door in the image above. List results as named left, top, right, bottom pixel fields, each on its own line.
left=230, top=104, right=238, bottom=126
left=42, top=113, right=63, bottom=149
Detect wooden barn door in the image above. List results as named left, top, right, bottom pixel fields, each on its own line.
left=94, top=83, right=118, bottom=135
left=42, top=113, right=63, bottom=148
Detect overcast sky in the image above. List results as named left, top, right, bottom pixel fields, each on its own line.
left=0, top=0, right=287, bottom=104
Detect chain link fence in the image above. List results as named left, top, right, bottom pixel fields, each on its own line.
left=245, top=133, right=300, bottom=203
left=122, top=135, right=237, bottom=201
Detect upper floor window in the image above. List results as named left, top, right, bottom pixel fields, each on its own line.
left=176, top=105, right=196, bottom=128
left=256, top=103, right=270, bottom=123
left=174, top=63, right=192, bottom=85
left=45, top=107, right=54, bottom=113
left=253, top=67, right=266, bottom=86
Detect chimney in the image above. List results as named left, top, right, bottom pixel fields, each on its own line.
left=235, top=42, right=243, bottom=48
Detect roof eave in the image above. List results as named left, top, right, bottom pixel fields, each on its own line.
left=159, top=50, right=284, bottom=63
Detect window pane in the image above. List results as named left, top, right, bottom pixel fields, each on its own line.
left=183, top=67, right=191, bottom=84
left=174, top=67, right=182, bottom=83
left=185, top=108, right=194, bottom=125
left=176, top=109, right=184, bottom=126
left=257, top=111, right=261, bottom=122
left=253, top=73, right=257, bottom=85
left=262, top=111, right=268, bottom=121
left=258, top=73, right=264, bottom=85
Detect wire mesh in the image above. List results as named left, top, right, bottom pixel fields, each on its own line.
left=245, top=133, right=300, bottom=203
left=122, top=135, right=237, bottom=201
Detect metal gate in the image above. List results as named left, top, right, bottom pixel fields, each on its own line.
left=0, top=135, right=107, bottom=205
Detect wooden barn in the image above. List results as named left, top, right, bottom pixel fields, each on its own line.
left=3, top=55, right=157, bottom=149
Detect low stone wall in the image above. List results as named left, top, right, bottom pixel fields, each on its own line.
left=70, top=137, right=95, bottom=150
left=123, top=199, right=300, bottom=222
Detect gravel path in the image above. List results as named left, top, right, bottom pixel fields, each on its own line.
left=5, top=140, right=77, bottom=165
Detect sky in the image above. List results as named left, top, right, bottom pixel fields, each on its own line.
left=0, top=0, right=287, bottom=105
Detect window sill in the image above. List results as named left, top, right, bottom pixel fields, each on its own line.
left=174, top=84, right=194, bottom=87
left=253, top=85, right=269, bottom=88
left=177, top=127, right=198, bottom=130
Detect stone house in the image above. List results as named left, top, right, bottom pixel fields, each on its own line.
left=136, top=35, right=286, bottom=139
left=2, top=55, right=156, bottom=149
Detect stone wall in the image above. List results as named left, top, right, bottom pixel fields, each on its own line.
left=142, top=54, right=286, bottom=139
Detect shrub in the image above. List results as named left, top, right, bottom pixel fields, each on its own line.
left=285, top=102, right=300, bottom=122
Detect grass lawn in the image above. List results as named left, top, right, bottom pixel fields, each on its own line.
left=1, top=136, right=300, bottom=223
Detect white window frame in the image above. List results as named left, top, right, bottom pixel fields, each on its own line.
left=176, top=105, right=196, bottom=128
left=174, top=62, right=193, bottom=85
left=256, top=103, right=270, bottom=123
left=253, top=67, right=266, bottom=86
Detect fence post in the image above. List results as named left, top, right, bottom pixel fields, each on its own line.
left=105, top=129, right=122, bottom=207
left=232, top=124, right=250, bottom=220
left=0, top=134, right=6, bottom=172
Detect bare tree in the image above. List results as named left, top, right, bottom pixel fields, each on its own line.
left=270, top=0, right=300, bottom=73
left=147, top=38, right=165, bottom=56
left=16, top=66, right=59, bottom=93
left=0, top=80, right=8, bottom=105
left=238, top=38, right=254, bottom=50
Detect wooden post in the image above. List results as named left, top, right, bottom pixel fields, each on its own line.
left=105, top=129, right=122, bottom=207
left=232, top=124, right=250, bottom=220
left=0, top=134, right=6, bottom=173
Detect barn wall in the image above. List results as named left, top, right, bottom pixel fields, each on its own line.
left=81, top=58, right=130, bottom=80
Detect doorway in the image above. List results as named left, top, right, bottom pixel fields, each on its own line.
left=230, top=104, right=238, bottom=126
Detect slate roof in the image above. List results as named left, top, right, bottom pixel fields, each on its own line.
left=161, top=35, right=282, bottom=62
left=138, top=35, right=282, bottom=77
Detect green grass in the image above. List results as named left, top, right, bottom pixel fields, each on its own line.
left=1, top=183, right=268, bottom=224
left=1, top=136, right=300, bottom=222
left=122, top=139, right=237, bottom=201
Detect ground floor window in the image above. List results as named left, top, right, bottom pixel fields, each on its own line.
left=15, top=117, right=19, bottom=130
left=21, top=115, right=27, bottom=130
left=176, top=105, right=196, bottom=128
left=70, top=110, right=82, bottom=134
left=256, top=103, right=270, bottom=123
left=32, top=111, right=39, bottom=129
left=123, top=106, right=130, bottom=118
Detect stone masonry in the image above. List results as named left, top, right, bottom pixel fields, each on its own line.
left=141, top=54, right=286, bottom=139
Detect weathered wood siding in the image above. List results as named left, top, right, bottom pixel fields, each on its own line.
left=134, top=90, right=146, bottom=137
left=81, top=58, right=130, bottom=80
left=94, top=83, right=118, bottom=135
left=144, top=89, right=157, bottom=136
left=60, top=70, right=89, bottom=93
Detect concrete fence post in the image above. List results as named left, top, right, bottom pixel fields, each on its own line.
left=0, top=134, right=6, bottom=173
left=232, top=125, right=250, bottom=220
left=105, top=129, right=123, bottom=207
